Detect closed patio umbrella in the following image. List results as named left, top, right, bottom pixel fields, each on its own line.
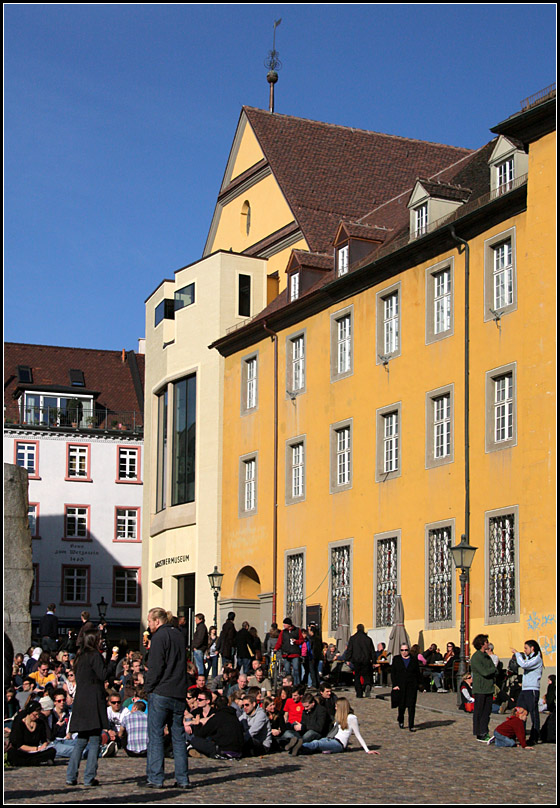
left=291, top=601, right=303, bottom=629
left=387, top=595, right=411, bottom=659
left=334, top=597, right=350, bottom=652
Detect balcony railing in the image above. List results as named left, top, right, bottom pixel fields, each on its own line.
left=4, top=403, right=143, bottom=434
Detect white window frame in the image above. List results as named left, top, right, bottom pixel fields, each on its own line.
left=67, top=444, right=89, bottom=479
left=484, top=227, right=517, bottom=321
left=376, top=283, right=401, bottom=363
left=376, top=402, right=402, bottom=482
left=246, top=356, right=257, bottom=410
left=485, top=363, right=517, bottom=452
left=239, top=452, right=258, bottom=516
left=290, top=272, right=300, bottom=302
left=493, top=240, right=514, bottom=311
left=496, top=157, right=514, bottom=193
left=116, top=508, right=139, bottom=541
left=337, top=244, right=349, bottom=276
left=114, top=568, right=139, bottom=606
left=330, top=419, right=353, bottom=493
left=16, top=441, right=38, bottom=476
left=118, top=446, right=140, bottom=481
left=330, top=306, right=354, bottom=381
left=62, top=566, right=89, bottom=604
left=415, top=203, right=428, bottom=237
left=65, top=506, right=89, bottom=540
left=241, top=351, right=259, bottom=415
left=291, top=334, right=305, bottom=393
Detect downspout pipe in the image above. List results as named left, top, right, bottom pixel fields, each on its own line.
left=263, top=321, right=278, bottom=625
left=449, top=225, right=471, bottom=656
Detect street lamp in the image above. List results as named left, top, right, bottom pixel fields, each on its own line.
left=97, top=596, right=108, bottom=621
left=208, top=566, right=224, bottom=628
left=451, top=534, right=477, bottom=705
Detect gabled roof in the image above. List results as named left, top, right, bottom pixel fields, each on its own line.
left=412, top=178, right=472, bottom=203
left=287, top=250, right=332, bottom=273
left=239, top=107, right=473, bottom=254
left=4, top=343, right=145, bottom=419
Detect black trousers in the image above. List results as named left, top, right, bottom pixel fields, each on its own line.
left=397, top=701, right=416, bottom=728
left=353, top=663, right=373, bottom=697
left=473, top=692, right=493, bottom=736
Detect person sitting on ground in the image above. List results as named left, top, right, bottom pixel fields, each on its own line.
left=262, top=697, right=287, bottom=751
left=7, top=700, right=56, bottom=766
left=185, top=695, right=244, bottom=760
left=248, top=666, right=273, bottom=696
left=247, top=686, right=265, bottom=705
left=12, top=654, right=26, bottom=688
left=290, top=696, right=380, bottom=757
left=118, top=701, right=148, bottom=757
left=284, top=693, right=330, bottom=753
left=28, top=657, right=57, bottom=691
left=190, top=689, right=215, bottom=726
left=44, top=691, right=77, bottom=759
left=186, top=659, right=198, bottom=689
left=459, top=673, right=475, bottom=712
left=5, top=688, right=19, bottom=721
left=318, top=682, right=338, bottom=725
left=15, top=678, right=36, bottom=712
left=209, top=666, right=234, bottom=695
left=230, top=672, right=249, bottom=697
left=283, top=684, right=305, bottom=730
left=489, top=705, right=533, bottom=749
left=239, top=693, right=272, bottom=756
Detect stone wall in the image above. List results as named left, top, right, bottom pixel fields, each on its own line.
left=4, top=463, right=33, bottom=653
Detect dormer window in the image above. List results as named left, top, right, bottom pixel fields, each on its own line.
left=414, top=203, right=428, bottom=237
left=337, top=245, right=349, bottom=276
left=496, top=158, right=514, bottom=194
left=290, top=272, right=300, bottom=302
left=488, top=136, right=528, bottom=197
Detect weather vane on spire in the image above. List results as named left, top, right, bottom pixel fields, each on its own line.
left=265, top=18, right=282, bottom=113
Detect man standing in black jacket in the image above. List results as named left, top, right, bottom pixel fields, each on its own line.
left=192, top=613, right=208, bottom=676
left=142, top=608, right=189, bottom=790
left=346, top=624, right=375, bottom=698
left=391, top=642, right=422, bottom=732
left=39, top=604, right=59, bottom=653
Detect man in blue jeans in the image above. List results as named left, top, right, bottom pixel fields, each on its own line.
left=142, top=607, right=190, bottom=790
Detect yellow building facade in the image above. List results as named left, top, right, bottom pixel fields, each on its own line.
left=212, top=93, right=556, bottom=672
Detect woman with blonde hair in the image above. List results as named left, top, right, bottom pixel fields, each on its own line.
left=291, top=696, right=379, bottom=756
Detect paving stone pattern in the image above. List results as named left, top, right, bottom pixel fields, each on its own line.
left=4, top=688, right=556, bottom=805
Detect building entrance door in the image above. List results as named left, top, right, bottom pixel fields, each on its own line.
left=176, top=573, right=195, bottom=647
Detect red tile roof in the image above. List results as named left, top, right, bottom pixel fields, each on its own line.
left=242, top=106, right=473, bottom=253
left=4, top=343, right=145, bottom=422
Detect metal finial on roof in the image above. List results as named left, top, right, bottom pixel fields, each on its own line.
left=265, top=19, right=282, bottom=113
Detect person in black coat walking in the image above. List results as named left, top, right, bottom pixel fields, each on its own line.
left=66, top=629, right=108, bottom=786
left=217, top=612, right=237, bottom=669
left=38, top=604, right=59, bottom=653
left=391, top=642, right=422, bottom=732
left=346, top=624, right=375, bottom=698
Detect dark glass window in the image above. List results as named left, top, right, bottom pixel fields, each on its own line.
left=69, top=369, right=85, bottom=386
left=155, top=299, right=175, bottom=327
left=17, top=365, right=33, bottom=383
left=156, top=390, right=168, bottom=512
left=175, top=283, right=195, bottom=312
left=238, top=274, right=251, bottom=317
left=172, top=375, right=196, bottom=505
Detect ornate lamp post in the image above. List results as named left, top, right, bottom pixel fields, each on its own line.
left=208, top=566, right=224, bottom=628
left=451, top=535, right=477, bottom=706
left=97, top=596, right=108, bottom=621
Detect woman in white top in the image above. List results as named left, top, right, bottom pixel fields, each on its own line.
left=294, top=697, right=379, bottom=756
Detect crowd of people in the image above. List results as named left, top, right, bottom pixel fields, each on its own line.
left=4, top=607, right=555, bottom=787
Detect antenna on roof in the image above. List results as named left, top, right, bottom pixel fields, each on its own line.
left=265, top=18, right=282, bottom=113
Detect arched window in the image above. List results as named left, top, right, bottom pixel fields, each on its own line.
left=241, top=200, right=251, bottom=236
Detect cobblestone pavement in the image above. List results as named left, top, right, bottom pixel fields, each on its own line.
left=4, top=688, right=556, bottom=805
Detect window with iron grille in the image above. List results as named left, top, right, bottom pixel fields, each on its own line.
left=286, top=553, right=304, bottom=622
left=488, top=513, right=516, bottom=619
left=114, top=568, right=139, bottom=605
left=376, top=536, right=398, bottom=627
left=427, top=527, right=453, bottom=625
left=330, top=544, right=351, bottom=631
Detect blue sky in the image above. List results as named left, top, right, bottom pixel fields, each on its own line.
left=4, top=4, right=556, bottom=351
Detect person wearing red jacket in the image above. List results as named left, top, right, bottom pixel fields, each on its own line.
left=490, top=706, right=534, bottom=749
left=274, top=618, right=304, bottom=686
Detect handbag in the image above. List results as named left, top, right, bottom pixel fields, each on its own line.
left=391, top=688, right=401, bottom=709
left=326, top=722, right=339, bottom=739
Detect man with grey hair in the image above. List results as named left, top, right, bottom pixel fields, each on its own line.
left=141, top=607, right=190, bottom=790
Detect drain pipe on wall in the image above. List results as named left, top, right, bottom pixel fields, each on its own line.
left=449, top=226, right=472, bottom=655
left=263, top=321, right=279, bottom=624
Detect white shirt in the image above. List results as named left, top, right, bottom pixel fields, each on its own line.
left=334, top=713, right=370, bottom=752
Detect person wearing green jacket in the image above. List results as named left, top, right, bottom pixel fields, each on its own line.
left=470, top=634, right=497, bottom=742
